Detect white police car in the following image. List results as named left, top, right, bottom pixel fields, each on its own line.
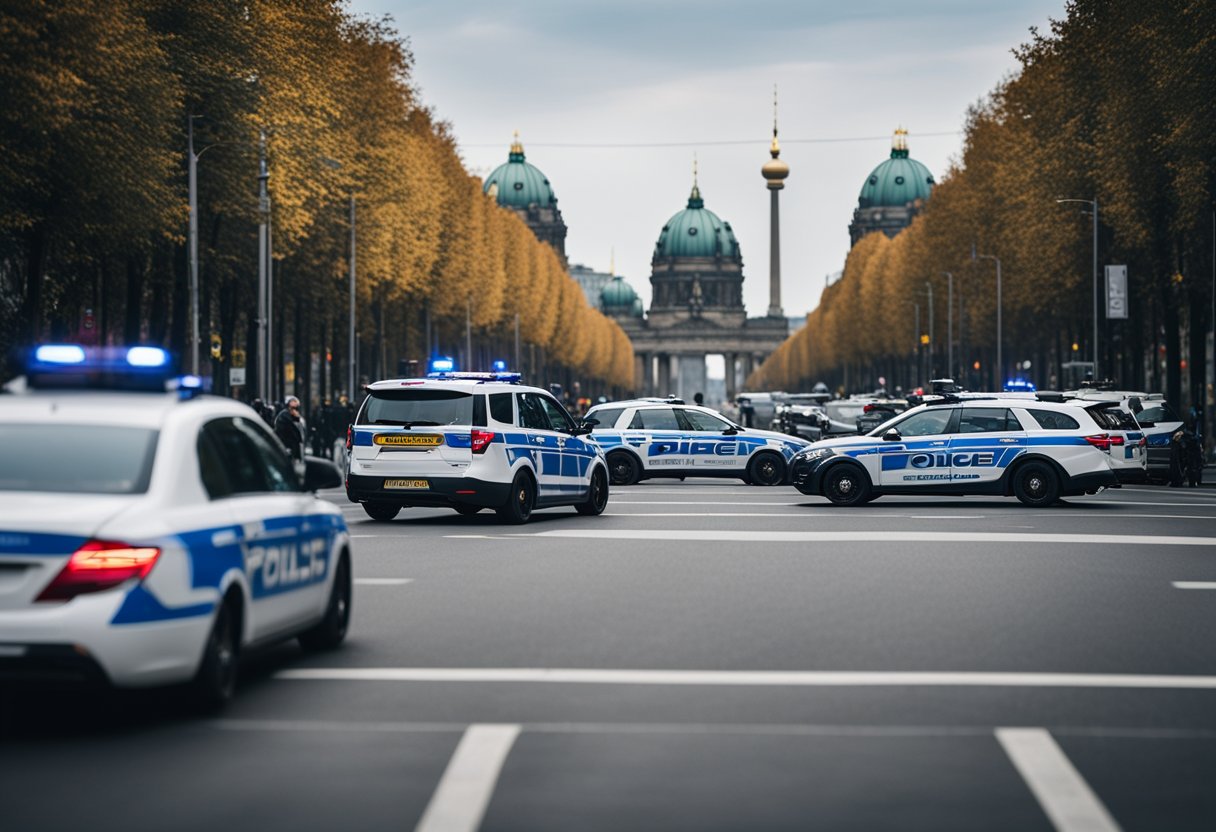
left=789, top=395, right=1120, bottom=506
left=1067, top=389, right=1181, bottom=482
left=585, top=399, right=809, bottom=486
left=345, top=371, right=609, bottom=523
left=0, top=345, right=350, bottom=708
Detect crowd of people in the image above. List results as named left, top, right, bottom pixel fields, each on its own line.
left=248, top=396, right=357, bottom=464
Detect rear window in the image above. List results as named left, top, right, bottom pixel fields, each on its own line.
left=358, top=389, right=473, bottom=427
left=489, top=393, right=514, bottom=424
left=1026, top=409, right=1080, bottom=431
left=1135, top=403, right=1179, bottom=424
left=0, top=424, right=158, bottom=494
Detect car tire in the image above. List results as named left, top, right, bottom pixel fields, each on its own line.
left=822, top=464, right=871, bottom=506
left=189, top=592, right=241, bottom=712
left=299, top=552, right=352, bottom=652
left=747, top=452, right=786, bottom=487
left=607, top=451, right=641, bottom=486
left=454, top=505, right=482, bottom=516
left=576, top=466, right=609, bottom=516
left=497, top=471, right=535, bottom=524
left=1013, top=461, right=1060, bottom=507
left=362, top=501, right=401, bottom=521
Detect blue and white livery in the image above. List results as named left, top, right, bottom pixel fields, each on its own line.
left=790, top=396, right=1120, bottom=506
left=345, top=372, right=609, bottom=523
left=0, top=346, right=350, bottom=707
left=585, top=399, right=809, bottom=486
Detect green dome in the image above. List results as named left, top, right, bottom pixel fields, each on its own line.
left=600, top=275, right=638, bottom=309
left=483, top=137, right=557, bottom=209
left=859, top=131, right=934, bottom=208
left=631, top=297, right=644, bottom=317
left=654, top=184, right=740, bottom=259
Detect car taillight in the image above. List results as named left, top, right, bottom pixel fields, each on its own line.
left=36, top=540, right=161, bottom=602
left=1085, top=434, right=1112, bottom=452
left=345, top=425, right=353, bottom=451
left=471, top=429, right=495, bottom=454
left=1138, top=436, right=1147, bottom=447
left=863, top=404, right=876, bottom=413
left=1109, top=435, right=1125, bottom=446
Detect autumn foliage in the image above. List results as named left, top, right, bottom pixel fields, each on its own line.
left=750, top=0, right=1214, bottom=409
left=0, top=0, right=634, bottom=399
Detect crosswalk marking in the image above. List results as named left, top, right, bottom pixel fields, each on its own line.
left=414, top=723, right=520, bottom=832
left=997, top=728, right=1120, bottom=831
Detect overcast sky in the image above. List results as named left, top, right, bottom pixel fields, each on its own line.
left=349, top=0, right=1066, bottom=319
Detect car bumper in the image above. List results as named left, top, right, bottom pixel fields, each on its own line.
left=790, top=455, right=832, bottom=495
left=346, top=473, right=511, bottom=508
left=1063, top=469, right=1120, bottom=493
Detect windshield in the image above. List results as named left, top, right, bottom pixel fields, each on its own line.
left=1135, top=402, right=1180, bottom=424
left=358, top=389, right=474, bottom=426
left=0, top=424, right=158, bottom=494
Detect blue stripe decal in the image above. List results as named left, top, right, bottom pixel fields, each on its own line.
left=112, top=585, right=214, bottom=625
left=0, top=531, right=89, bottom=556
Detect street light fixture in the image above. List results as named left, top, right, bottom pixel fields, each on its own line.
left=971, top=244, right=1002, bottom=390
left=1056, top=197, right=1099, bottom=381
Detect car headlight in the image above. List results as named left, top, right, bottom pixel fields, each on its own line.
left=795, top=447, right=836, bottom=461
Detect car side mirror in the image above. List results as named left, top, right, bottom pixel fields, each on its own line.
left=568, top=425, right=594, bottom=436
left=883, top=428, right=902, bottom=442
left=722, top=427, right=739, bottom=435
left=303, top=455, right=342, bottom=491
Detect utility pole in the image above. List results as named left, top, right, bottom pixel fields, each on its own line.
left=942, top=272, right=953, bottom=380
left=514, top=313, right=521, bottom=373
left=256, top=130, right=269, bottom=401
left=348, top=195, right=356, bottom=401
left=972, top=244, right=1002, bottom=391
left=1056, top=198, right=1100, bottom=380
left=925, top=279, right=934, bottom=378
left=187, top=116, right=201, bottom=377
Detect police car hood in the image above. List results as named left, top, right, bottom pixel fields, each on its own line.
left=801, top=435, right=881, bottom=452
left=738, top=427, right=809, bottom=446
left=0, top=493, right=139, bottom=539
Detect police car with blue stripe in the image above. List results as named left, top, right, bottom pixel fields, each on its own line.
left=0, top=345, right=350, bottom=707
left=345, top=368, right=609, bottom=523
left=789, top=394, right=1120, bottom=506
left=584, top=399, right=809, bottom=486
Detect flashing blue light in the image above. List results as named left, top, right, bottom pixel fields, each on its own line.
left=491, top=360, right=508, bottom=372
left=1004, top=378, right=1037, bottom=392
left=429, top=357, right=455, bottom=373
left=126, top=346, right=169, bottom=368
left=35, top=344, right=86, bottom=365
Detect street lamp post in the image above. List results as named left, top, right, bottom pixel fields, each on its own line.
left=187, top=116, right=200, bottom=377
left=971, top=245, right=1002, bottom=390
left=907, top=301, right=921, bottom=388
left=924, top=279, right=934, bottom=378
left=256, top=130, right=270, bottom=401
left=1057, top=197, right=1099, bottom=381
left=348, top=194, right=356, bottom=401
left=941, top=272, right=953, bottom=380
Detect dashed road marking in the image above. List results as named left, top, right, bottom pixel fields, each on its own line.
left=414, top=723, right=521, bottom=832
left=1172, top=581, right=1216, bottom=590
left=996, top=727, right=1120, bottom=832
left=354, top=578, right=413, bottom=586
left=275, top=667, right=1216, bottom=689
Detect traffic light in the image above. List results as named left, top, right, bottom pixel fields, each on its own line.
left=920, top=334, right=930, bottom=345
left=210, top=333, right=222, bottom=360
left=973, top=361, right=981, bottom=371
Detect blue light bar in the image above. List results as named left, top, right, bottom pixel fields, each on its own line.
left=491, top=360, right=508, bottom=372
left=426, top=371, right=522, bottom=383
left=429, top=356, right=456, bottom=373
left=126, top=346, right=169, bottom=367
left=34, top=344, right=86, bottom=365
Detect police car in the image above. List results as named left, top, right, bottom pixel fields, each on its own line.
left=345, top=371, right=609, bottom=523
left=789, top=395, right=1120, bottom=506
left=0, top=345, right=350, bottom=708
left=584, top=398, right=809, bottom=486
left=1066, top=388, right=1181, bottom=482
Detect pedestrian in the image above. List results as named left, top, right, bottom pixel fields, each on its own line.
left=694, top=391, right=704, bottom=406
left=274, top=395, right=305, bottom=463
left=738, top=396, right=755, bottom=428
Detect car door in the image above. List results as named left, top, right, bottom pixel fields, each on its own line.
left=879, top=407, right=958, bottom=488
left=537, top=394, right=593, bottom=499
left=628, top=406, right=688, bottom=475
left=202, top=417, right=319, bottom=640
left=516, top=392, right=564, bottom=501
left=947, top=407, right=1024, bottom=486
left=676, top=407, right=746, bottom=474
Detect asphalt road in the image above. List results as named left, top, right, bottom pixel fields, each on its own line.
left=4, top=479, right=1215, bottom=831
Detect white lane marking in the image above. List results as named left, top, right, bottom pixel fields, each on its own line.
left=275, top=667, right=1216, bottom=689
left=609, top=500, right=801, bottom=506
left=1071, top=499, right=1216, bottom=507
left=354, top=578, right=413, bottom=586
left=996, top=728, right=1120, bottom=832
left=606, top=512, right=830, bottom=518
left=414, top=723, right=521, bottom=832
left=526, top=529, right=1216, bottom=547
left=1172, top=581, right=1216, bottom=590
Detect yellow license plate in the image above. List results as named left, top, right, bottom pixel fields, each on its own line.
left=374, top=433, right=443, bottom=448
left=384, top=479, right=429, bottom=489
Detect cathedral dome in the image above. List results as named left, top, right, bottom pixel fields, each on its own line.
left=600, top=275, right=638, bottom=311
left=858, top=129, right=934, bottom=209
left=654, top=183, right=740, bottom=259
left=484, top=134, right=557, bottom=209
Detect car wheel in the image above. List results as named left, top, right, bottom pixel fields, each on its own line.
left=497, top=471, right=535, bottom=524
left=823, top=464, right=871, bottom=506
left=299, top=552, right=352, bottom=651
left=190, top=592, right=240, bottom=711
left=362, top=501, right=401, bottom=521
left=747, top=452, right=786, bottom=487
left=576, top=466, right=609, bottom=516
left=454, top=505, right=482, bottom=516
left=1013, top=461, right=1060, bottom=507
left=607, top=451, right=641, bottom=486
